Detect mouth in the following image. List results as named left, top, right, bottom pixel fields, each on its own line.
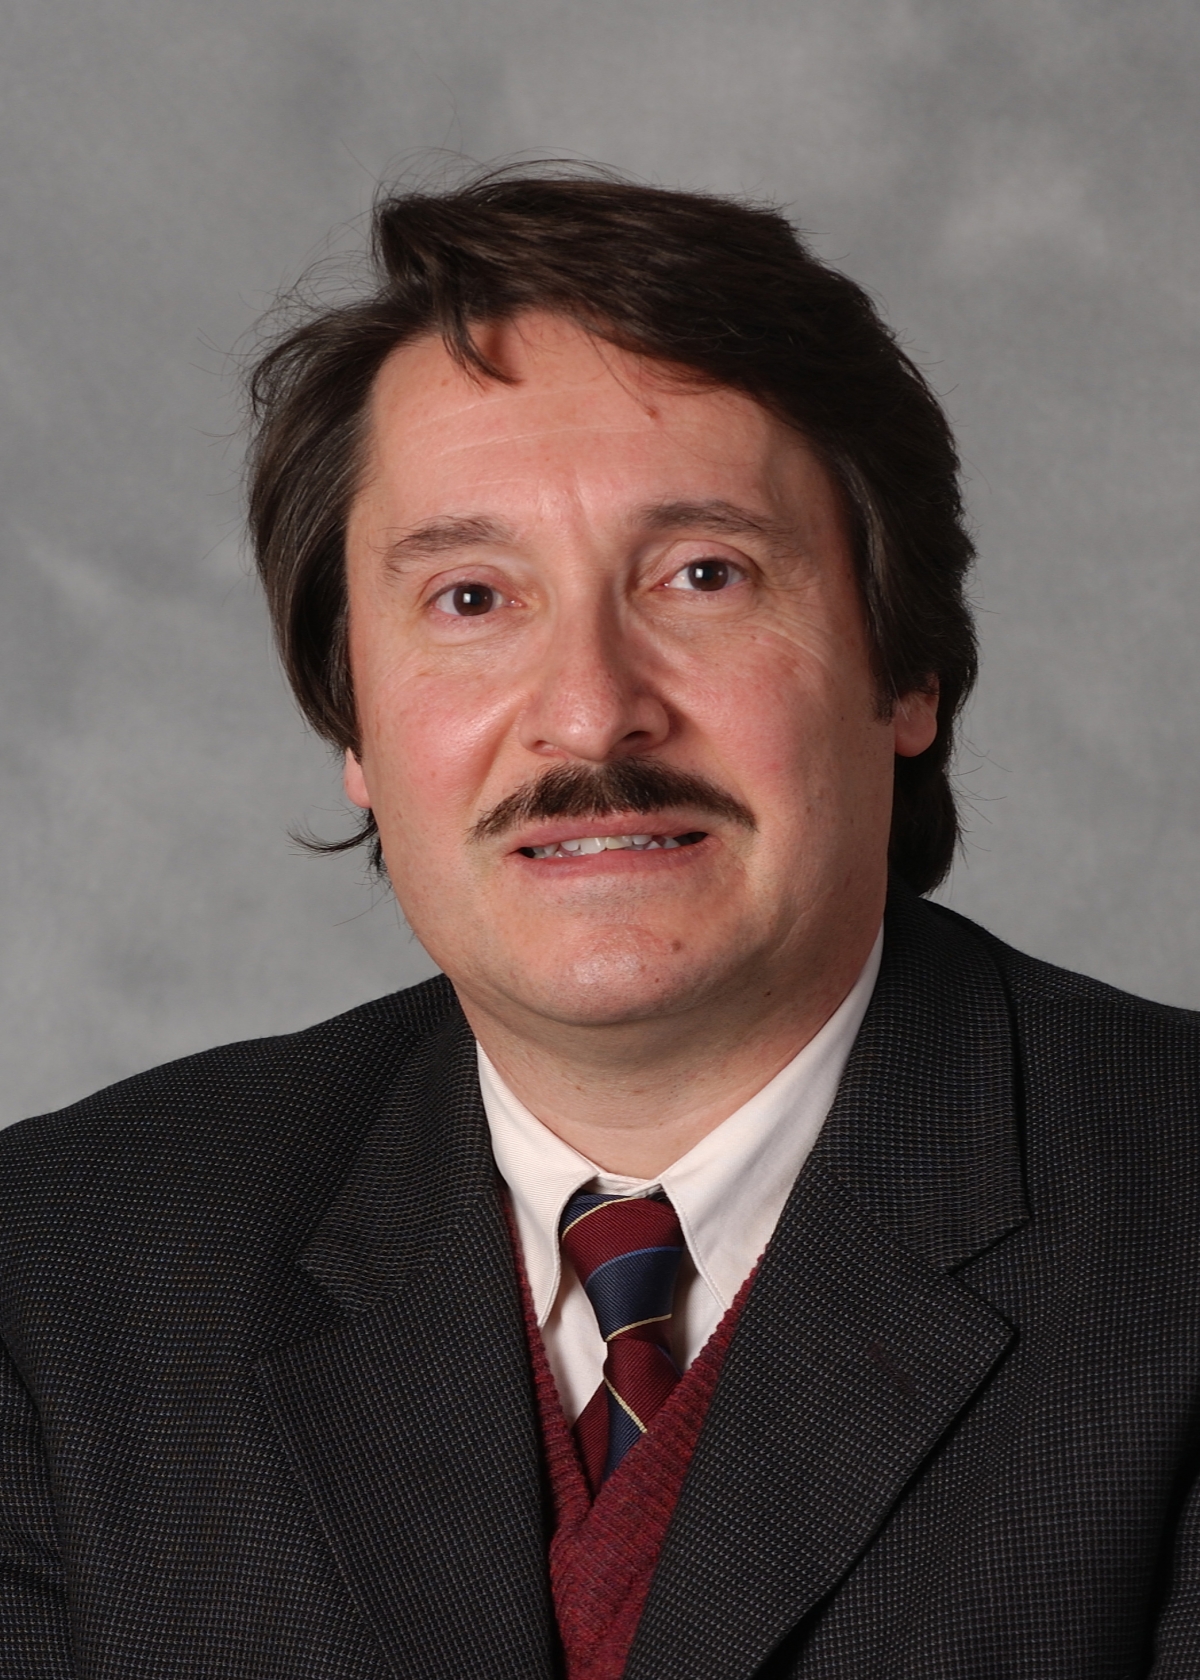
left=516, top=829, right=709, bottom=860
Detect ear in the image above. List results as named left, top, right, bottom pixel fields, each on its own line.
left=893, top=684, right=939, bottom=759
left=343, top=749, right=371, bottom=809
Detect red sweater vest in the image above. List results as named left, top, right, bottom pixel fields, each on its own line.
left=515, top=1242, right=753, bottom=1679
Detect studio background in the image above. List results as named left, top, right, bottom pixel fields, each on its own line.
left=2, top=0, right=1197, bottom=1127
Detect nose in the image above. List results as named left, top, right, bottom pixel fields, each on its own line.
left=517, top=597, right=671, bottom=764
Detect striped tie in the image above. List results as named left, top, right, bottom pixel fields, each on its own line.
left=559, top=1189, right=684, bottom=1492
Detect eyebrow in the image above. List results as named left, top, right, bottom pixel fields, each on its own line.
left=380, top=499, right=798, bottom=569
left=636, top=499, right=798, bottom=550
left=382, top=516, right=514, bottom=568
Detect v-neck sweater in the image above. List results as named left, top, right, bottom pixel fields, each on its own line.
left=515, top=1222, right=754, bottom=1679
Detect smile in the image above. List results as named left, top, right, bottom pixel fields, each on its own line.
left=517, top=830, right=708, bottom=859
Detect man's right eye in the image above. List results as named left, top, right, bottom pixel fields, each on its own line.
left=432, top=582, right=499, bottom=617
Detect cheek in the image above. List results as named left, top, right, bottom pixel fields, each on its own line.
left=687, top=637, right=890, bottom=825
left=358, top=666, right=515, bottom=835
left=688, top=634, right=853, bottom=762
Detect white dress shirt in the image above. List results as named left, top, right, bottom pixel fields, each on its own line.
left=480, top=927, right=882, bottom=1422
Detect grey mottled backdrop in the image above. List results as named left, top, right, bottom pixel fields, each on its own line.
left=2, top=0, right=1197, bottom=1126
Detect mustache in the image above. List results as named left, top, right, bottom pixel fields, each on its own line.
left=470, top=759, right=756, bottom=843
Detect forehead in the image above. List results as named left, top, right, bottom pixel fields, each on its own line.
left=353, top=312, right=841, bottom=534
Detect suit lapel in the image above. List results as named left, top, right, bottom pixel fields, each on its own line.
left=627, top=890, right=1028, bottom=1680
left=255, top=1010, right=555, bottom=1680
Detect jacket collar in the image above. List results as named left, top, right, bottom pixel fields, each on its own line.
left=256, top=1009, right=557, bottom=1680
left=291, top=884, right=1022, bottom=1302
left=626, top=886, right=1028, bottom=1679
left=809, top=882, right=1026, bottom=1271
left=260, top=885, right=1027, bottom=1679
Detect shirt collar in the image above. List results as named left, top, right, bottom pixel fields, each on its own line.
left=481, top=926, right=882, bottom=1325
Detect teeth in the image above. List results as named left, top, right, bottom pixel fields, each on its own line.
left=523, top=832, right=690, bottom=859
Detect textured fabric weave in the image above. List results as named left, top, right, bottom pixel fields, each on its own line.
left=559, top=1191, right=684, bottom=1490
left=2, top=888, right=1200, bottom=1676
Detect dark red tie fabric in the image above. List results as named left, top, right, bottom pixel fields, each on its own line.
left=558, top=1190, right=685, bottom=1495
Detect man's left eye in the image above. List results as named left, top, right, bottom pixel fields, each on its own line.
left=664, top=558, right=743, bottom=593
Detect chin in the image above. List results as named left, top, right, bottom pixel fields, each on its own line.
left=508, top=941, right=739, bottom=1029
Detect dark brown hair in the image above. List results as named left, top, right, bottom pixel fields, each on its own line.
left=246, top=164, right=976, bottom=893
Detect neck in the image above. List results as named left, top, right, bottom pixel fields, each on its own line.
left=457, top=933, right=878, bottom=1178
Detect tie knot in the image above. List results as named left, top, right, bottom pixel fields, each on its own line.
left=559, top=1191, right=684, bottom=1343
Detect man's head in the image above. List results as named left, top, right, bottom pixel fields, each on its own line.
left=245, top=168, right=974, bottom=1040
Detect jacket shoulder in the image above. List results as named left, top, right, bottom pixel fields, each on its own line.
left=0, top=974, right=461, bottom=1260
left=926, top=897, right=1199, bottom=1021
left=924, top=898, right=1200, bottom=1107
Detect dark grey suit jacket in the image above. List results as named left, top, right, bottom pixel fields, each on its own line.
left=3, top=888, right=1200, bottom=1677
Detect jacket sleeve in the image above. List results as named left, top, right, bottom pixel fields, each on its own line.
left=0, top=1341, right=73, bottom=1675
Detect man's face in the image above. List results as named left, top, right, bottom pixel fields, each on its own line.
left=344, top=314, right=936, bottom=1038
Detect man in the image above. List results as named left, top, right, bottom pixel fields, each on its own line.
left=2, top=169, right=1198, bottom=1678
